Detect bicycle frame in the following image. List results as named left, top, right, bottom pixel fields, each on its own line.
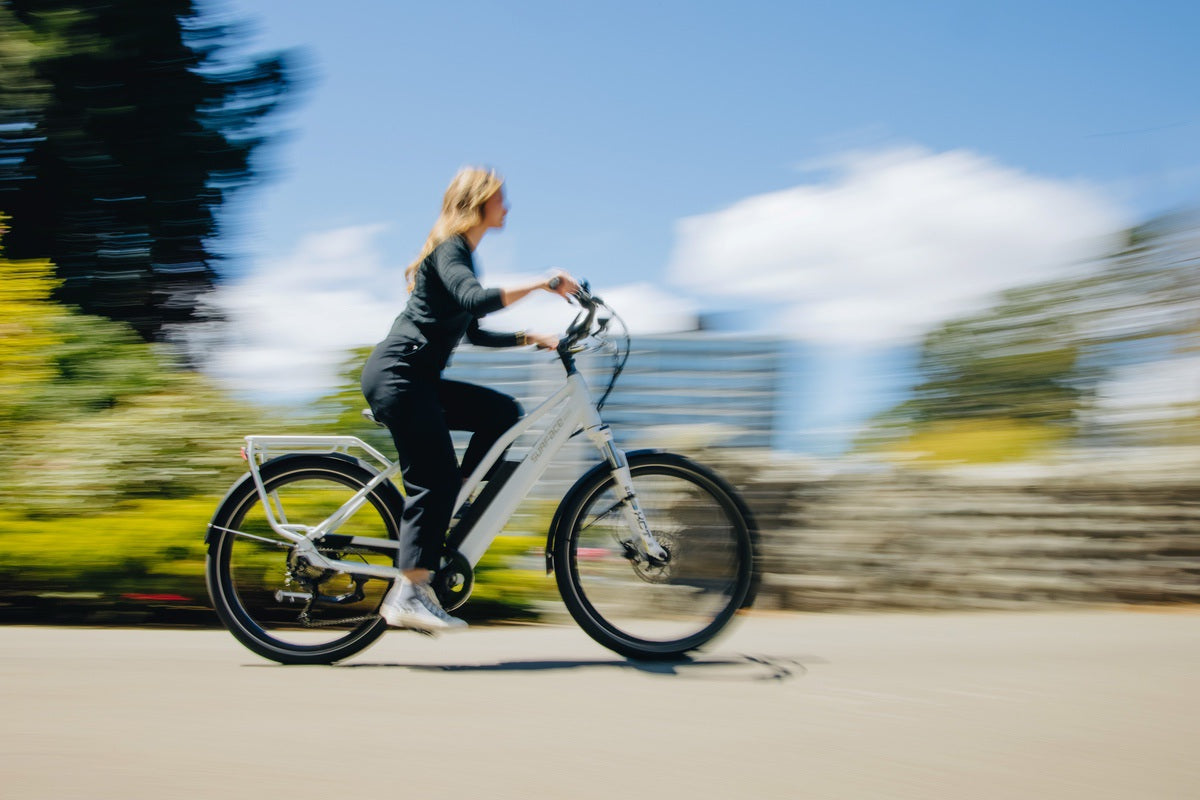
left=236, top=364, right=663, bottom=583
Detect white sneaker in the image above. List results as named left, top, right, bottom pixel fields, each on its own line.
left=379, top=580, right=467, bottom=632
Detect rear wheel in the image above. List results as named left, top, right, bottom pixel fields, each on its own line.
left=553, top=452, right=756, bottom=660
left=205, top=455, right=401, bottom=665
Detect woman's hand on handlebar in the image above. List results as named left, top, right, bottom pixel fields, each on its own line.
left=525, top=331, right=560, bottom=350
left=500, top=270, right=580, bottom=308
left=545, top=269, right=581, bottom=299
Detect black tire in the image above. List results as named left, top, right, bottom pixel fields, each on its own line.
left=205, top=454, right=403, bottom=665
left=552, top=452, right=757, bottom=660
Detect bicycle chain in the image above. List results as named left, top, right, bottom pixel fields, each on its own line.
left=298, top=612, right=380, bottom=628
left=293, top=579, right=380, bottom=628
left=285, top=549, right=383, bottom=628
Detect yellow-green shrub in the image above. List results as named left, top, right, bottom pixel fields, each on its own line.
left=883, top=418, right=1069, bottom=465
left=0, top=496, right=559, bottom=622
left=0, top=497, right=217, bottom=599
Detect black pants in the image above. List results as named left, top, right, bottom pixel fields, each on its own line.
left=362, top=357, right=521, bottom=571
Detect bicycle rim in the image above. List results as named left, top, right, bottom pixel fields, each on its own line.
left=557, top=458, right=753, bottom=659
left=208, top=461, right=396, bottom=663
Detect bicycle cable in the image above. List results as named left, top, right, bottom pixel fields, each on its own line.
left=595, top=302, right=629, bottom=413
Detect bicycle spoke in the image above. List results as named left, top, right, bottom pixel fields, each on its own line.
left=555, top=454, right=754, bottom=660
left=579, top=498, right=624, bottom=532
left=207, top=456, right=400, bottom=664
left=207, top=524, right=293, bottom=548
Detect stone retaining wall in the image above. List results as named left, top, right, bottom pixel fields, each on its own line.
left=710, top=448, right=1200, bottom=611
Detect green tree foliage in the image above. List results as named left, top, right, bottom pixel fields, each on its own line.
left=864, top=212, right=1200, bottom=458
left=0, top=219, right=276, bottom=516
left=0, top=219, right=62, bottom=422
left=0, top=0, right=297, bottom=340
left=898, top=287, right=1089, bottom=428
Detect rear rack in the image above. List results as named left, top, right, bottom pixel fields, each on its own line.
left=243, top=435, right=394, bottom=473
left=241, top=435, right=399, bottom=542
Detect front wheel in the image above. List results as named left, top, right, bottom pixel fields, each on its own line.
left=552, top=452, right=758, bottom=660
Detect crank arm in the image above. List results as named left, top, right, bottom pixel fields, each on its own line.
left=274, top=581, right=367, bottom=607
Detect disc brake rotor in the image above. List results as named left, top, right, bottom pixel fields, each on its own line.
left=630, top=532, right=676, bottom=583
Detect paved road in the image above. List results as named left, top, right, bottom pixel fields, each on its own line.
left=2, top=609, right=1197, bottom=799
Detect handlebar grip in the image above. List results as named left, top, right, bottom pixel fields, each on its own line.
left=547, top=276, right=562, bottom=290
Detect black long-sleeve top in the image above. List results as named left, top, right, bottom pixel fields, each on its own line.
left=376, top=234, right=521, bottom=373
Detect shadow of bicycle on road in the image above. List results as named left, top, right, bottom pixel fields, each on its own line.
left=340, top=653, right=822, bottom=682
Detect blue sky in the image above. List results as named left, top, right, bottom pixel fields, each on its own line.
left=205, top=0, right=1200, bottom=450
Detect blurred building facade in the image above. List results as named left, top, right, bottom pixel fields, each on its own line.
left=445, top=332, right=788, bottom=454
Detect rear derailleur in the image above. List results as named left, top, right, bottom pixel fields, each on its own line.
left=282, top=550, right=370, bottom=627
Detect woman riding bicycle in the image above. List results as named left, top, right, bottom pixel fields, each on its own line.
left=361, top=167, right=579, bottom=632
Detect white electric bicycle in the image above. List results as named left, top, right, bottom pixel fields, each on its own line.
left=205, top=285, right=759, bottom=665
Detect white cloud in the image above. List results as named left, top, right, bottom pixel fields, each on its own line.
left=205, top=223, right=408, bottom=401
left=668, top=146, right=1129, bottom=344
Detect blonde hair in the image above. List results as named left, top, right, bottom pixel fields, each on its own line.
left=405, top=167, right=504, bottom=290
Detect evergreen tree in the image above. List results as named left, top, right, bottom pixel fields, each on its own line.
left=0, top=0, right=295, bottom=340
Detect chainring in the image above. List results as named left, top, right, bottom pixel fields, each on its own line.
left=433, top=549, right=475, bottom=611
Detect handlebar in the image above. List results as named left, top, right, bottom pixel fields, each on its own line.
left=552, top=281, right=627, bottom=410
left=556, top=281, right=604, bottom=357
